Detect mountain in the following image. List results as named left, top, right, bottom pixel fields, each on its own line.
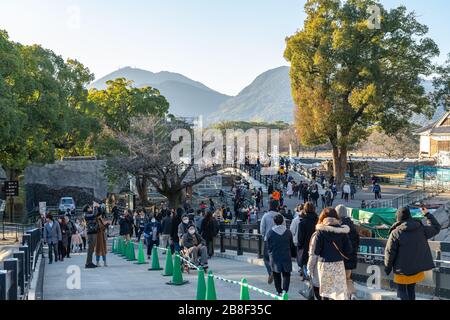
left=89, top=67, right=231, bottom=117
left=206, top=66, right=295, bottom=124
left=90, top=66, right=442, bottom=126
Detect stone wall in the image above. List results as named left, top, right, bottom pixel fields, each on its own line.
left=24, top=160, right=108, bottom=211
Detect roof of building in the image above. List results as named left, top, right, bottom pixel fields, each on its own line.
left=416, top=111, right=450, bottom=135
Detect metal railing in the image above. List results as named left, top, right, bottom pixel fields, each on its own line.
left=0, top=228, right=42, bottom=300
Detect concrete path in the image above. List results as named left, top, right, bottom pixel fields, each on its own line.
left=42, top=242, right=305, bottom=300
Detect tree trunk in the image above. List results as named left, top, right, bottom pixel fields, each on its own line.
left=166, top=190, right=183, bottom=209
left=135, top=176, right=149, bottom=206
left=332, top=145, right=348, bottom=188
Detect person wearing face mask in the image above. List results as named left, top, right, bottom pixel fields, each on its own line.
left=178, top=214, right=193, bottom=247
left=143, top=215, right=162, bottom=259
left=182, top=224, right=208, bottom=269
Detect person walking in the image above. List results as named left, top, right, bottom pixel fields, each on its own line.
left=309, top=207, right=352, bottom=300
left=58, top=217, right=69, bottom=260
left=119, top=209, right=133, bottom=242
left=350, top=182, right=357, bottom=200
left=43, top=214, right=61, bottom=264
left=200, top=211, right=219, bottom=258
left=160, top=211, right=172, bottom=253
left=95, top=210, right=109, bottom=267
left=286, top=181, right=293, bottom=199
left=336, top=204, right=360, bottom=300
left=267, top=214, right=295, bottom=296
left=297, top=202, right=318, bottom=279
left=384, top=207, right=440, bottom=300
left=144, top=215, right=162, bottom=258
left=373, top=183, right=382, bottom=200
left=310, top=185, right=319, bottom=207
left=342, top=182, right=351, bottom=203
left=136, top=210, right=146, bottom=242
left=170, top=209, right=183, bottom=253
left=290, top=204, right=304, bottom=272
left=84, top=204, right=99, bottom=269
left=306, top=231, right=322, bottom=300
left=71, top=219, right=83, bottom=253
left=111, top=205, right=120, bottom=225
left=259, top=200, right=280, bottom=284
left=64, top=215, right=75, bottom=258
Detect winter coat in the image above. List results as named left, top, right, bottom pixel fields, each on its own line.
left=144, top=221, right=162, bottom=241
left=95, top=216, right=108, bottom=257
left=340, top=217, right=360, bottom=270
left=313, top=218, right=352, bottom=263
left=119, top=215, right=133, bottom=236
left=267, top=225, right=295, bottom=273
left=290, top=215, right=301, bottom=246
left=178, top=221, right=194, bottom=240
left=200, top=217, right=219, bottom=241
left=85, top=210, right=99, bottom=235
left=181, top=232, right=205, bottom=248
left=297, top=211, right=318, bottom=265
left=43, top=221, right=62, bottom=244
left=171, top=215, right=182, bottom=241
left=385, top=214, right=440, bottom=276
left=194, top=215, right=205, bottom=232
left=161, top=216, right=172, bottom=235
left=307, top=231, right=320, bottom=288
left=260, top=211, right=279, bottom=241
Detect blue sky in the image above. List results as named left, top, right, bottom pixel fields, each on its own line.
left=0, top=0, right=448, bottom=95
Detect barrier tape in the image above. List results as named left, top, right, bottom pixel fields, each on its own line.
left=155, top=246, right=284, bottom=301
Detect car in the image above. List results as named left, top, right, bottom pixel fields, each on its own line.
left=58, top=197, right=76, bottom=215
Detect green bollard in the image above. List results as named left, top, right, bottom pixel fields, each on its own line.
left=135, top=240, right=148, bottom=264
left=162, top=248, right=174, bottom=276
left=166, top=254, right=189, bottom=286
left=127, top=241, right=136, bottom=261
left=206, top=271, right=217, bottom=300
left=196, top=268, right=206, bottom=300
left=240, top=278, right=250, bottom=300
left=148, top=246, right=163, bottom=270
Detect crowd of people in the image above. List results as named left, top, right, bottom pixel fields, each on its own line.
left=258, top=197, right=440, bottom=300
left=42, top=202, right=109, bottom=268
left=41, top=163, right=440, bottom=300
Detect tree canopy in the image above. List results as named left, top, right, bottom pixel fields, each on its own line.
left=0, top=30, right=97, bottom=178
left=284, top=0, right=439, bottom=183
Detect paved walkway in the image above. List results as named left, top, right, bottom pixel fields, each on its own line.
left=42, top=242, right=305, bottom=300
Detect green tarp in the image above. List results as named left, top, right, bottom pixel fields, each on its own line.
left=350, top=207, right=424, bottom=239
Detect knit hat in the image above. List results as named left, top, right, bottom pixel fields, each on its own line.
left=335, top=205, right=348, bottom=219
left=396, top=207, right=411, bottom=222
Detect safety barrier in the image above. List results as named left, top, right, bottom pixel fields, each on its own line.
left=0, top=228, right=42, bottom=300
left=111, top=237, right=289, bottom=301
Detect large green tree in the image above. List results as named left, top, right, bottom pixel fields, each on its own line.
left=284, top=0, right=439, bottom=184
left=0, top=30, right=97, bottom=180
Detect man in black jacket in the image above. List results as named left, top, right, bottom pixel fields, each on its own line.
left=384, top=207, right=440, bottom=300
left=84, top=204, right=99, bottom=268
